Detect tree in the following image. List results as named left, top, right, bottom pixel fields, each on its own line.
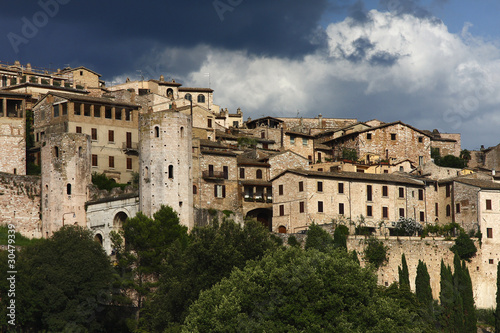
left=0, top=226, right=113, bottom=332
left=333, top=224, right=349, bottom=250
left=364, top=237, right=388, bottom=269
left=415, top=260, right=433, bottom=307
left=342, top=148, right=358, bottom=162
left=439, top=260, right=454, bottom=330
left=139, top=218, right=280, bottom=331
left=450, top=232, right=477, bottom=261
left=287, top=235, right=301, bottom=247
left=496, top=261, right=500, bottom=333
left=453, top=255, right=475, bottom=333
left=395, top=217, right=423, bottom=236
left=112, top=205, right=188, bottom=323
left=398, top=253, right=410, bottom=289
left=305, top=223, right=334, bottom=252
left=183, top=247, right=426, bottom=332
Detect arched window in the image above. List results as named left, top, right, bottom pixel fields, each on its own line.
left=78, top=146, right=82, bottom=157
left=154, top=126, right=160, bottom=138
left=54, top=146, right=59, bottom=158
left=67, top=183, right=72, bottom=195
left=185, top=93, right=192, bottom=101
left=166, top=88, right=173, bottom=97
left=197, top=94, right=205, bottom=103
left=145, top=166, right=149, bottom=179
left=446, top=204, right=451, bottom=217
left=168, top=165, right=174, bottom=179
left=113, top=212, right=128, bottom=231
left=256, top=169, right=263, bottom=179
left=180, top=127, right=184, bottom=137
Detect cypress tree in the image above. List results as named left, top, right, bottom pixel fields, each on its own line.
left=351, top=250, right=360, bottom=265
left=496, top=261, right=500, bottom=333
left=440, top=260, right=454, bottom=330
left=398, top=253, right=410, bottom=289
left=415, top=260, right=433, bottom=306
left=461, top=261, right=476, bottom=333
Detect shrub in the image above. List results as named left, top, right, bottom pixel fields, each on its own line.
left=394, top=217, right=422, bottom=236
left=450, top=232, right=477, bottom=261
left=364, top=237, right=388, bottom=269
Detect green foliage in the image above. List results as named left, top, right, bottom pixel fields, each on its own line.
left=398, top=253, right=410, bottom=289
left=26, top=161, right=41, bottom=175
left=364, top=237, right=388, bottom=269
left=476, top=308, right=495, bottom=329
left=139, top=218, right=280, bottom=331
left=0, top=226, right=113, bottom=331
left=342, top=148, right=358, bottom=162
left=92, top=172, right=127, bottom=191
left=131, top=171, right=140, bottom=187
left=415, top=260, right=433, bottom=307
left=183, top=247, right=427, bottom=332
left=287, top=235, right=301, bottom=247
left=237, top=137, right=258, bottom=148
left=422, top=222, right=464, bottom=238
left=351, top=250, right=360, bottom=265
left=460, top=149, right=471, bottom=164
left=0, top=225, right=43, bottom=246
left=450, top=232, right=477, bottom=261
left=333, top=224, right=349, bottom=250
left=305, top=223, right=333, bottom=252
left=440, top=260, right=455, bottom=330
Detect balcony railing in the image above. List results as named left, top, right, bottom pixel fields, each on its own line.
left=122, top=142, right=139, bottom=150
left=202, top=170, right=225, bottom=179
left=243, top=195, right=273, bottom=203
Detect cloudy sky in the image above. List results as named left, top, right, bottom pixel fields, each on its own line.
left=1, top=0, right=499, bottom=150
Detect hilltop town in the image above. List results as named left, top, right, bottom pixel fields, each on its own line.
left=1, top=60, right=500, bottom=308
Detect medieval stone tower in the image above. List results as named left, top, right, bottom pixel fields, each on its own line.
left=139, top=109, right=193, bottom=229
left=0, top=93, right=27, bottom=175
left=41, top=133, right=91, bottom=237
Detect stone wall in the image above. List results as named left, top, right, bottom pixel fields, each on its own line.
left=268, top=151, right=309, bottom=179
left=0, top=173, right=41, bottom=238
left=0, top=118, right=26, bottom=175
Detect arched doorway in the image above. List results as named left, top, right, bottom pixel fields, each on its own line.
left=246, top=208, right=272, bottom=231
left=113, top=212, right=128, bottom=231
left=278, top=226, right=287, bottom=234
left=94, top=234, right=103, bottom=245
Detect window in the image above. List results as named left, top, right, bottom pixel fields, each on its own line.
left=54, top=146, right=59, bottom=158
left=382, top=207, right=388, bottom=219
left=105, top=107, right=112, bottom=119
left=391, top=133, right=396, bottom=140
left=487, top=228, right=493, bottom=238
left=338, top=183, right=344, bottom=194
left=399, top=208, right=405, bottom=218
left=490, top=259, right=494, bottom=264
left=339, top=203, right=344, bottom=215
left=66, top=183, right=71, bottom=195
left=435, top=203, right=439, bottom=216
left=279, top=184, right=283, bottom=195
left=446, top=205, right=451, bottom=217
left=279, top=205, right=285, bottom=216
left=208, top=118, right=212, bottom=128
left=109, top=156, right=114, bottom=168
left=486, top=199, right=492, bottom=210
left=92, top=154, right=98, bottom=167
left=299, top=201, right=305, bottom=213
left=290, top=136, right=295, bottom=144
left=223, top=166, right=228, bottom=179
left=419, top=156, right=424, bottom=166
left=367, top=185, right=372, bottom=201
left=91, top=128, right=97, bottom=141
left=240, top=168, right=245, bottom=179
left=318, top=152, right=322, bottom=161
left=382, top=185, right=388, bottom=197
left=418, top=189, right=424, bottom=201
left=418, top=137, right=423, bottom=143
left=318, top=201, right=324, bottom=213
left=398, top=187, right=404, bottom=198
left=367, top=133, right=372, bottom=140
left=185, top=93, right=192, bottom=101
left=302, top=138, right=308, bottom=146
left=366, top=205, right=373, bottom=217
left=193, top=185, right=197, bottom=195
left=256, top=169, right=263, bottom=179
left=115, top=109, right=122, bottom=120
left=298, top=181, right=304, bottom=192
left=197, top=94, right=205, bottom=103
left=80, top=70, right=83, bottom=76
left=126, top=132, right=132, bottom=148
left=94, top=106, right=100, bottom=117
left=84, top=104, right=91, bottom=117
left=74, top=103, right=81, bottom=115
left=420, top=211, right=425, bottom=222
left=125, top=109, right=132, bottom=121
left=261, top=131, right=265, bottom=139
left=456, top=203, right=460, bottom=213
left=126, top=158, right=132, bottom=170
left=169, top=165, right=174, bottom=179
left=316, top=181, right=323, bottom=192
left=154, top=126, right=160, bottom=138
left=53, top=104, right=59, bottom=117
left=108, top=130, right=114, bottom=142
left=214, top=184, right=226, bottom=198
left=446, top=184, right=451, bottom=197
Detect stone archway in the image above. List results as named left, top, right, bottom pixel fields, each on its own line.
left=94, top=234, right=103, bottom=245
left=246, top=208, right=272, bottom=231
left=113, top=212, right=128, bottom=231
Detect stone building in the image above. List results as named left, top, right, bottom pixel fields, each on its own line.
left=139, top=109, right=193, bottom=229
left=272, top=169, right=427, bottom=234
left=33, top=92, right=140, bottom=183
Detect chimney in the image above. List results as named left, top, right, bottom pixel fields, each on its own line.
left=160, top=75, right=164, bottom=82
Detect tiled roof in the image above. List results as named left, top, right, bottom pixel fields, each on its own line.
left=179, top=87, right=214, bottom=93
left=46, top=91, right=139, bottom=107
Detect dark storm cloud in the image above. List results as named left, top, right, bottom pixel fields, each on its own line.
left=0, top=0, right=330, bottom=79
left=369, top=51, right=400, bottom=66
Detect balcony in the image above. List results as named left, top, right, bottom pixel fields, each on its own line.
left=202, top=170, right=226, bottom=179
left=122, top=142, right=139, bottom=155
left=243, top=194, right=273, bottom=203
